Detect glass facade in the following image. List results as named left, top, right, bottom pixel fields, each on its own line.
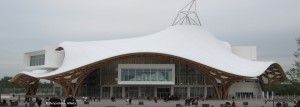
left=174, top=87, right=187, bottom=99
left=121, top=68, right=172, bottom=81
left=157, top=88, right=170, bottom=99
left=112, top=87, right=122, bottom=98
left=30, top=54, right=45, bottom=66
left=79, top=54, right=215, bottom=99
left=125, top=87, right=139, bottom=98
left=190, top=87, right=204, bottom=97
left=102, top=87, right=110, bottom=98
left=140, top=87, right=154, bottom=99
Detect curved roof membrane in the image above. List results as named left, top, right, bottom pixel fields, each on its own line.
left=11, top=25, right=280, bottom=81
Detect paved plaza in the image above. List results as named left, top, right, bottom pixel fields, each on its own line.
left=10, top=99, right=296, bottom=107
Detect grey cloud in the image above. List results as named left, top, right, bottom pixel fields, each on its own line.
left=0, top=0, right=299, bottom=77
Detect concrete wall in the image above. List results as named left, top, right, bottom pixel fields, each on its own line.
left=228, top=80, right=261, bottom=98
left=24, top=46, right=64, bottom=70
left=44, top=46, right=64, bottom=69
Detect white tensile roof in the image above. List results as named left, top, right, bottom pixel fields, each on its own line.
left=15, top=25, right=274, bottom=78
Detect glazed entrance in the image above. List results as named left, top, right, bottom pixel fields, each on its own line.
left=78, top=54, right=215, bottom=99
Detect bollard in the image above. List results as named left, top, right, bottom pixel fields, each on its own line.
left=243, top=102, right=248, bottom=107
left=84, top=100, right=89, bottom=104
left=220, top=104, right=227, bottom=107
left=176, top=104, right=182, bottom=107
left=138, top=101, right=144, bottom=105
left=202, top=104, right=209, bottom=107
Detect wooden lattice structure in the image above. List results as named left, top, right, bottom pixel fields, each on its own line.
left=9, top=75, right=40, bottom=95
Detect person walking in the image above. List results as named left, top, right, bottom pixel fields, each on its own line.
left=128, top=97, right=132, bottom=105
left=231, top=100, right=236, bottom=107
left=36, top=97, right=42, bottom=107
left=65, top=95, right=77, bottom=107
left=153, top=97, right=157, bottom=103
left=50, top=96, right=61, bottom=107
left=18, top=96, right=20, bottom=102
left=126, top=98, right=129, bottom=105
left=97, top=96, right=101, bottom=102
left=44, top=97, right=50, bottom=107
left=297, top=99, right=300, bottom=107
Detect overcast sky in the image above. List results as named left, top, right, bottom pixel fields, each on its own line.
left=0, top=0, right=300, bottom=78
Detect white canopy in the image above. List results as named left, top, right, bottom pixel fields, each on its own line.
left=14, top=25, right=275, bottom=79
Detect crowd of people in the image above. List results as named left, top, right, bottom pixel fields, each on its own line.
left=80, top=96, right=101, bottom=102
left=0, top=99, right=8, bottom=106
left=19, top=95, right=77, bottom=107
left=3, top=94, right=300, bottom=107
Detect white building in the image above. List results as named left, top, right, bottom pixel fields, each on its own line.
left=9, top=0, right=287, bottom=100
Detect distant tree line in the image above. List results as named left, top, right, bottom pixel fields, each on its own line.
left=264, top=82, right=300, bottom=95
left=0, top=76, right=53, bottom=94
left=264, top=37, right=300, bottom=96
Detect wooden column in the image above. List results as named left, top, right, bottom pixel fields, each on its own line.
left=25, top=80, right=40, bottom=95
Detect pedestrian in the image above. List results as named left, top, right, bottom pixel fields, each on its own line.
left=265, top=99, right=267, bottom=104
left=2, top=99, right=8, bottom=106
left=129, top=97, right=132, bottom=105
left=44, top=97, right=49, bottom=107
left=153, top=97, right=157, bottom=103
left=97, top=96, right=101, bottom=102
left=231, top=100, right=236, bottom=107
left=276, top=102, right=282, bottom=107
left=18, top=96, right=20, bottom=102
left=126, top=98, right=129, bottom=105
left=65, top=95, right=77, bottom=107
left=50, top=96, right=61, bottom=107
left=297, top=99, right=300, bottom=107
left=36, top=97, right=42, bottom=107
left=111, top=96, right=115, bottom=102
left=24, top=96, right=29, bottom=103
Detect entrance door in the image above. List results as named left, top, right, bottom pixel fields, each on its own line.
left=141, top=87, right=154, bottom=99
left=125, top=87, right=139, bottom=98
left=102, top=87, right=110, bottom=98
left=157, top=88, right=170, bottom=99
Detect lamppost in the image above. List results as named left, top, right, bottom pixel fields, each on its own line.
left=0, top=89, right=2, bottom=102
left=84, top=84, right=87, bottom=97
left=13, top=87, right=15, bottom=97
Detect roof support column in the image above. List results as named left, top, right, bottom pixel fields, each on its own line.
left=56, top=73, right=90, bottom=97
left=50, top=68, right=94, bottom=97
left=25, top=80, right=40, bottom=95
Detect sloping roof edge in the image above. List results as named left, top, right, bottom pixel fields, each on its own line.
left=10, top=25, right=286, bottom=82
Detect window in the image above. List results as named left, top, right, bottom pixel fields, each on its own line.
left=144, top=69, right=150, bottom=81
left=158, top=69, right=166, bottom=81
left=120, top=68, right=172, bottom=81
left=151, top=69, right=157, bottom=81
left=121, top=69, right=128, bottom=81
left=30, top=54, right=45, bottom=66
left=166, top=69, right=172, bottom=81
left=118, top=64, right=175, bottom=83
left=136, top=69, right=143, bottom=81
left=129, top=69, right=135, bottom=81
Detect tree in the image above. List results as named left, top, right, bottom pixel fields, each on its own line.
left=0, top=76, right=21, bottom=88
left=286, top=37, right=300, bottom=80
